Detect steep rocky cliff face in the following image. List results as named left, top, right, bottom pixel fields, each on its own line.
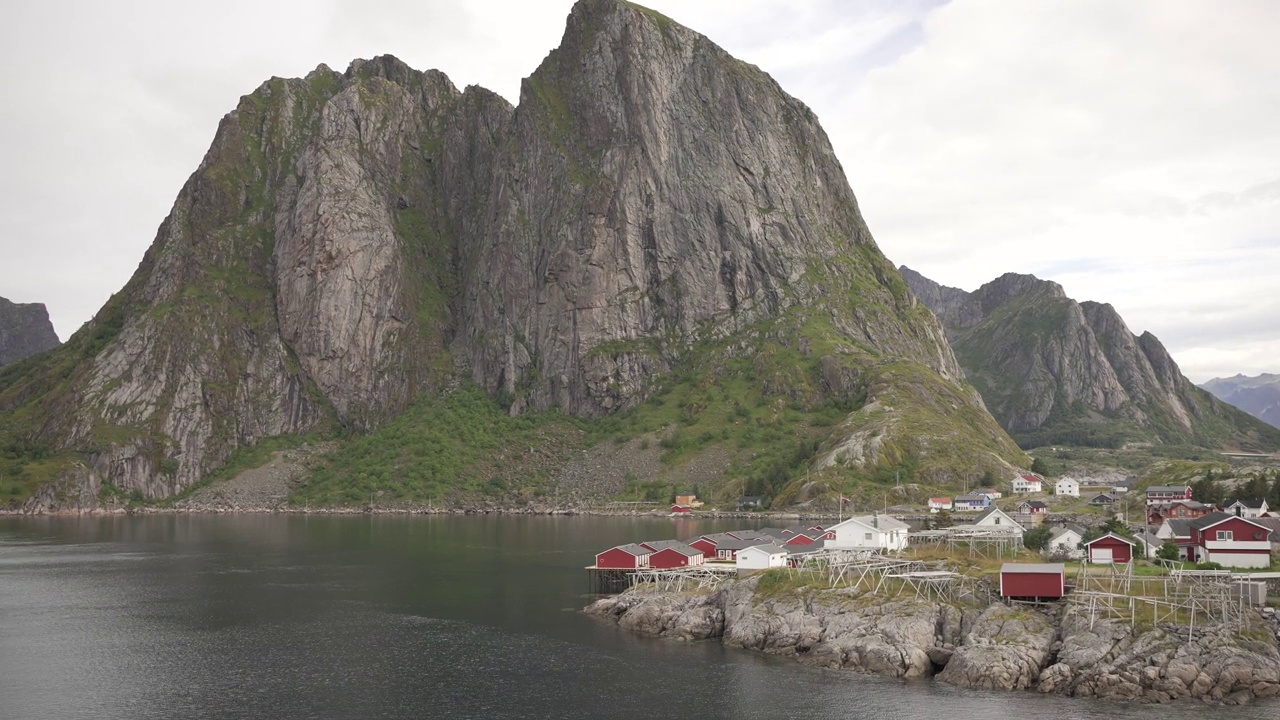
left=0, top=297, right=60, bottom=367
left=901, top=268, right=1280, bottom=451
left=0, top=0, right=1027, bottom=510
left=1203, top=374, right=1280, bottom=430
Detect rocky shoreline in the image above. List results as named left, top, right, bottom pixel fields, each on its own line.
left=586, top=575, right=1280, bottom=705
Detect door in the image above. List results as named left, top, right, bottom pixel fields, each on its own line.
left=1092, top=548, right=1113, bottom=563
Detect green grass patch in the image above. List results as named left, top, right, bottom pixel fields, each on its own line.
left=289, top=384, right=587, bottom=507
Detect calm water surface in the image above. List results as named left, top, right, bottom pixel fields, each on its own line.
left=0, top=514, right=1275, bottom=720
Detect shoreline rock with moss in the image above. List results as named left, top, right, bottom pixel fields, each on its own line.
left=586, top=573, right=1280, bottom=705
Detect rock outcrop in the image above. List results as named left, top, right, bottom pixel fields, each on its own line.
left=0, top=296, right=60, bottom=366
left=1, top=0, right=1028, bottom=510
left=588, top=578, right=1280, bottom=704
left=900, top=267, right=1280, bottom=451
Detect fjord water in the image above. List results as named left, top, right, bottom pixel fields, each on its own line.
left=0, top=516, right=1273, bottom=720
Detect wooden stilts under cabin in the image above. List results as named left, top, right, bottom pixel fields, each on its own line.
left=586, top=566, right=633, bottom=594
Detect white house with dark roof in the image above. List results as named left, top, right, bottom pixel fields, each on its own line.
left=972, top=507, right=1025, bottom=537
left=1045, top=525, right=1084, bottom=559
left=736, top=544, right=788, bottom=571
left=1223, top=498, right=1270, bottom=519
left=826, top=513, right=910, bottom=552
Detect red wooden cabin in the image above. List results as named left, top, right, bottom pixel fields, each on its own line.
left=1084, top=532, right=1134, bottom=564
left=999, top=563, right=1066, bottom=600
left=595, top=543, right=652, bottom=569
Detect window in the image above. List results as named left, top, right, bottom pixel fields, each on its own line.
left=1216, top=530, right=1233, bottom=541
left=994, top=517, right=1001, bottom=525
left=864, top=532, right=872, bottom=541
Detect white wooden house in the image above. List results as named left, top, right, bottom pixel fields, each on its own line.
left=972, top=507, right=1025, bottom=537
left=928, top=497, right=953, bottom=513
left=1222, top=499, right=1270, bottom=519
left=736, top=544, right=788, bottom=571
left=1012, top=475, right=1043, bottom=494
left=1045, top=525, right=1084, bottom=559
left=826, top=513, right=910, bottom=552
left=1054, top=477, right=1080, bottom=497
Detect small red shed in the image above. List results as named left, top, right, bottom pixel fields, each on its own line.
left=595, top=543, right=652, bottom=569
left=783, top=533, right=816, bottom=547
left=670, top=504, right=692, bottom=514
left=999, top=562, right=1066, bottom=599
left=1084, top=532, right=1135, bottom=564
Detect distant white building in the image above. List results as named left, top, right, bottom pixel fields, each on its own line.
left=928, top=497, right=953, bottom=513
left=1012, top=475, right=1043, bottom=494
left=826, top=513, right=910, bottom=552
left=736, top=544, right=788, bottom=572
left=1054, top=477, right=1080, bottom=497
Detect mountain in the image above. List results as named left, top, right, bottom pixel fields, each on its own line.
left=0, top=0, right=1028, bottom=511
left=0, top=297, right=60, bottom=367
left=900, top=267, right=1280, bottom=451
left=1202, top=374, right=1280, bottom=429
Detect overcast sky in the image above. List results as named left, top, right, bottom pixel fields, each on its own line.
left=1, top=1, right=1276, bottom=383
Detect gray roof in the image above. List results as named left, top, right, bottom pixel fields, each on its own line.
left=717, top=537, right=760, bottom=551
left=1164, top=519, right=1193, bottom=538
left=1147, top=485, right=1191, bottom=493
left=1002, top=563, right=1065, bottom=574
left=954, top=494, right=984, bottom=503
left=839, top=513, right=910, bottom=531
left=975, top=506, right=1020, bottom=525
left=1189, top=511, right=1270, bottom=531
left=644, top=540, right=701, bottom=556
left=786, top=539, right=827, bottom=555
left=1048, top=526, right=1080, bottom=542
left=1135, top=531, right=1163, bottom=547
left=739, top=543, right=787, bottom=555
left=608, top=543, right=652, bottom=556
left=1224, top=498, right=1266, bottom=509
left=1253, top=517, right=1280, bottom=541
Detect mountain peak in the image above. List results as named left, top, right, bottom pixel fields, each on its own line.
left=904, top=267, right=1280, bottom=450
left=0, top=296, right=60, bottom=367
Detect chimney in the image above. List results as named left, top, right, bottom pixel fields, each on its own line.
left=873, top=511, right=879, bottom=529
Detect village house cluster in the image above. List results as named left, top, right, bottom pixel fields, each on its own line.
left=594, top=513, right=909, bottom=573
left=612, top=475, right=1280, bottom=579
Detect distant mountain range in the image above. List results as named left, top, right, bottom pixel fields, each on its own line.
left=0, top=296, right=60, bottom=366
left=1201, top=374, right=1280, bottom=430
left=900, top=267, right=1280, bottom=451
